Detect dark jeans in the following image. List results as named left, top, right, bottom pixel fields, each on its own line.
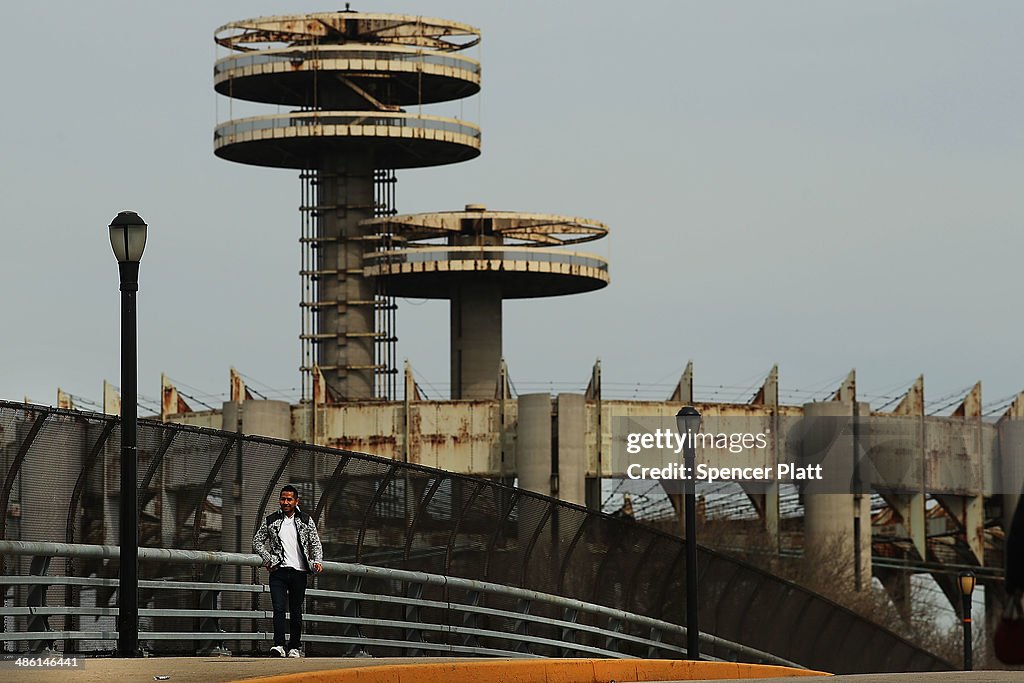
left=269, top=567, right=308, bottom=648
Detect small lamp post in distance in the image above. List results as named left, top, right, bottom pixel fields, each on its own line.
left=675, top=405, right=701, bottom=660
left=958, top=569, right=976, bottom=671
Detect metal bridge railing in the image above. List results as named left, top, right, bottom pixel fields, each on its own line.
left=0, top=539, right=797, bottom=667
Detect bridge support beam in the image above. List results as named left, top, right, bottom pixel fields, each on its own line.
left=876, top=567, right=912, bottom=624
left=933, top=494, right=985, bottom=567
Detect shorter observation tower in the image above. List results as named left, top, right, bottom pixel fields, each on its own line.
left=363, top=206, right=609, bottom=399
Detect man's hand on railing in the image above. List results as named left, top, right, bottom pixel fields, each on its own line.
left=313, top=562, right=323, bottom=573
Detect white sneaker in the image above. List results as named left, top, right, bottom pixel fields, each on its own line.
left=270, top=645, right=287, bottom=657
left=288, top=648, right=302, bottom=658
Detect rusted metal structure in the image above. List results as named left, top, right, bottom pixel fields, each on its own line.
left=155, top=363, right=1022, bottom=635
left=0, top=400, right=951, bottom=672
left=363, top=208, right=609, bottom=399
left=213, top=12, right=611, bottom=408
left=215, top=11, right=484, bottom=402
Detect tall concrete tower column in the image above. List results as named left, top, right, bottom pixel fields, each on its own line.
left=317, top=156, right=376, bottom=399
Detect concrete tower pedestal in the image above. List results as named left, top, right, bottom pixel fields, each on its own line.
left=801, top=400, right=872, bottom=593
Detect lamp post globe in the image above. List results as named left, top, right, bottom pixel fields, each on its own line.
left=675, top=405, right=701, bottom=436
left=675, top=405, right=701, bottom=660
left=108, top=211, right=148, bottom=264
left=109, top=210, right=146, bottom=658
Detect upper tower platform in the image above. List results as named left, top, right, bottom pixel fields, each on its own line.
left=213, top=12, right=481, bottom=169
left=214, top=13, right=481, bottom=107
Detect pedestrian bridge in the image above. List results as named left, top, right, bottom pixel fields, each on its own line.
left=0, top=400, right=951, bottom=673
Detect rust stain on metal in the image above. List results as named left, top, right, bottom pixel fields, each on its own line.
left=409, top=408, right=423, bottom=464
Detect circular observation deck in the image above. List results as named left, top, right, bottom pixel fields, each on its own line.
left=213, top=111, right=480, bottom=169
left=214, top=46, right=480, bottom=107
left=364, top=246, right=609, bottom=299
left=362, top=209, right=609, bottom=246
left=215, top=13, right=480, bottom=52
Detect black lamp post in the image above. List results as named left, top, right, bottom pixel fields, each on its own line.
left=109, top=210, right=147, bottom=657
left=958, top=570, right=976, bottom=670
left=675, top=405, right=701, bottom=660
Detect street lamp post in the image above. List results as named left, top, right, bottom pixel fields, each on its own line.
left=958, top=570, right=976, bottom=671
left=109, top=211, right=147, bottom=658
left=675, top=406, right=701, bottom=660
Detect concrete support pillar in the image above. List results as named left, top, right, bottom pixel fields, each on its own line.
left=801, top=400, right=872, bottom=592
left=556, top=394, right=586, bottom=506
left=887, top=493, right=927, bottom=560
left=318, top=155, right=376, bottom=400
left=222, top=400, right=292, bottom=441
left=517, top=394, right=553, bottom=497
left=450, top=281, right=502, bottom=399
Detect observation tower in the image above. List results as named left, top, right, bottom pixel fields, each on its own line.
left=363, top=207, right=609, bottom=399
left=214, top=11, right=481, bottom=401
left=214, top=10, right=610, bottom=402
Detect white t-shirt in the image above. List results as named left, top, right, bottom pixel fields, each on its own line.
left=279, top=514, right=307, bottom=571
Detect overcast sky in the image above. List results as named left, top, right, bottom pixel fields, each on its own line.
left=2, top=1, right=1022, bottom=414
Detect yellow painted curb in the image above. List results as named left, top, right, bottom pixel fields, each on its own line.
left=240, top=658, right=831, bottom=683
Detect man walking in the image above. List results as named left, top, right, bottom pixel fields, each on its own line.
left=253, top=484, right=324, bottom=657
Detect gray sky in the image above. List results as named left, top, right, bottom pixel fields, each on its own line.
left=3, top=1, right=1022, bottom=414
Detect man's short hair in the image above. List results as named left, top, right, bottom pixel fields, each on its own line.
left=280, top=484, right=299, bottom=498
